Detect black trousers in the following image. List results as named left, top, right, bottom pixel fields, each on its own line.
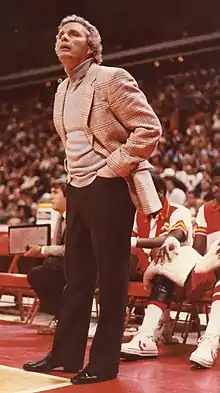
left=27, top=258, right=65, bottom=316
left=51, top=177, right=135, bottom=375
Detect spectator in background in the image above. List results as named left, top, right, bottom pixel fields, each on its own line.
left=212, top=108, right=220, bottom=131
left=0, top=199, right=9, bottom=224
left=161, top=168, right=186, bottom=205
left=195, top=175, right=212, bottom=201
left=17, top=203, right=33, bottom=225
left=185, top=191, right=198, bottom=222
left=184, top=164, right=197, bottom=191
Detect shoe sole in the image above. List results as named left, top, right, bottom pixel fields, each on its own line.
left=189, top=354, right=214, bottom=368
left=121, top=349, right=158, bottom=358
left=23, top=365, right=79, bottom=373
left=71, top=375, right=116, bottom=384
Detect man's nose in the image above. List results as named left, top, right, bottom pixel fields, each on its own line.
left=61, top=33, right=69, bottom=42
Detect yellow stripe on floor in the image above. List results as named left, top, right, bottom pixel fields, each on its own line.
left=0, top=365, right=71, bottom=393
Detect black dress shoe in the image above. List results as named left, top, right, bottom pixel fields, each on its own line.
left=23, top=357, right=55, bottom=373
left=23, top=355, right=78, bottom=373
left=70, top=369, right=116, bottom=385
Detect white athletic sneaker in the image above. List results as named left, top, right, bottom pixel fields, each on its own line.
left=189, top=335, right=219, bottom=368
left=121, top=332, right=158, bottom=358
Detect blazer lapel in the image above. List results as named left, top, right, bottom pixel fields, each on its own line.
left=80, top=63, right=98, bottom=145
left=53, top=78, right=69, bottom=146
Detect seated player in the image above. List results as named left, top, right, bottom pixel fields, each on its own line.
left=121, top=175, right=193, bottom=357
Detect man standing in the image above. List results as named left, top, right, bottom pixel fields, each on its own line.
left=23, top=14, right=162, bottom=384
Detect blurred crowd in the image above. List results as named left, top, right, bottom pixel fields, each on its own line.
left=0, top=96, right=65, bottom=225
left=0, top=66, right=220, bottom=225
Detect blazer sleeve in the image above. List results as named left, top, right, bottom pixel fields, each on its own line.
left=106, top=68, right=162, bottom=177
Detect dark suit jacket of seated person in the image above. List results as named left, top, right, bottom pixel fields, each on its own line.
left=25, top=180, right=66, bottom=316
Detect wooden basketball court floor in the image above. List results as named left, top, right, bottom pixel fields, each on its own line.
left=0, top=321, right=220, bottom=393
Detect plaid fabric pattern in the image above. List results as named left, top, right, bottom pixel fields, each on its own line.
left=53, top=63, right=162, bottom=215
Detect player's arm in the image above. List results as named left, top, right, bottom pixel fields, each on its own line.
left=133, top=227, right=185, bottom=249
left=193, top=205, right=207, bottom=256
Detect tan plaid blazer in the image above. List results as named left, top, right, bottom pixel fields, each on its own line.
left=53, top=63, right=162, bottom=215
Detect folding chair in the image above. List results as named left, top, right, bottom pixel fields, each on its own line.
left=0, top=233, right=40, bottom=323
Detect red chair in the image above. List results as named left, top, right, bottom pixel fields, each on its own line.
left=0, top=233, right=40, bottom=323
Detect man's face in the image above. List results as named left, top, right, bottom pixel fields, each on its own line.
left=51, top=187, right=66, bottom=213
left=212, top=176, right=220, bottom=203
left=164, top=178, right=174, bottom=193
left=201, top=178, right=211, bottom=192
left=186, top=192, right=196, bottom=207
left=55, top=22, right=92, bottom=69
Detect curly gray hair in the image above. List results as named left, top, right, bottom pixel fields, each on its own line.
left=58, top=15, right=103, bottom=65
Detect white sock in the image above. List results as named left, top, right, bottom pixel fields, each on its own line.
left=205, top=280, right=220, bottom=337
left=139, top=304, right=163, bottom=337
